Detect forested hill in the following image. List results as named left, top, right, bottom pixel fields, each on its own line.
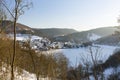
left=32, top=28, right=77, bottom=38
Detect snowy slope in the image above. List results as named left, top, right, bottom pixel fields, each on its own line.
left=103, top=66, right=120, bottom=79
left=8, top=34, right=51, bottom=50
left=5, top=34, right=120, bottom=79
left=45, top=45, right=118, bottom=67
left=87, top=33, right=101, bottom=41
left=8, top=34, right=118, bottom=67
left=8, top=34, right=43, bottom=41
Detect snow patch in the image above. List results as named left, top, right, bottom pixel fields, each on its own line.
left=87, top=33, right=101, bottom=41
left=103, top=66, right=120, bottom=79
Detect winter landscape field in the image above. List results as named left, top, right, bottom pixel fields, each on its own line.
left=1, top=0, right=120, bottom=80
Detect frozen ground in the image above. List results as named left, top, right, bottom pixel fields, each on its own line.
left=43, top=44, right=118, bottom=67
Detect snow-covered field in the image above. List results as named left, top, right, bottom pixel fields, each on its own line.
left=42, top=45, right=118, bottom=67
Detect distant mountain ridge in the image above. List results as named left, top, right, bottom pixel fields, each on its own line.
left=0, top=20, right=33, bottom=33
left=0, top=20, right=119, bottom=44
left=52, top=27, right=118, bottom=43
left=0, top=20, right=77, bottom=38
left=94, top=33, right=120, bottom=46
left=32, top=28, right=77, bottom=39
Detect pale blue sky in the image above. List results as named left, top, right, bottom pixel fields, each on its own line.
left=18, top=0, right=120, bottom=31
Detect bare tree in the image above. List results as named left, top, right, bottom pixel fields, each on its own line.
left=0, top=0, right=32, bottom=80
left=79, top=46, right=104, bottom=80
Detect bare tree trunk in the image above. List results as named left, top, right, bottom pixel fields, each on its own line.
left=11, top=19, right=16, bottom=80
left=11, top=2, right=18, bottom=79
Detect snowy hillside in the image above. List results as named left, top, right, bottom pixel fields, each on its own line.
left=1, top=33, right=120, bottom=80
left=4, top=32, right=120, bottom=80
left=95, top=33, right=120, bottom=46
left=87, top=33, right=101, bottom=41
left=8, top=34, right=85, bottom=51
left=52, top=26, right=117, bottom=43
left=9, top=34, right=118, bottom=66
left=8, top=34, right=43, bottom=41
left=8, top=34, right=51, bottom=50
